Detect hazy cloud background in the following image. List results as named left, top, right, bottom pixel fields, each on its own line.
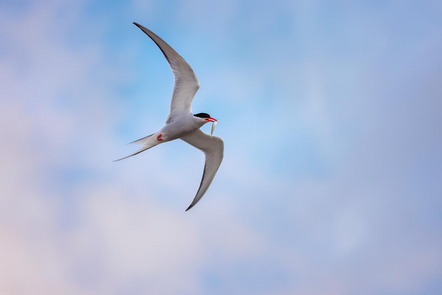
left=0, top=0, right=441, bottom=294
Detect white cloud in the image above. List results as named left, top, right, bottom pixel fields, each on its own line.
left=0, top=2, right=266, bottom=294
left=1, top=1, right=441, bottom=294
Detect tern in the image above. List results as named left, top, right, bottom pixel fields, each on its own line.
left=116, top=22, right=224, bottom=211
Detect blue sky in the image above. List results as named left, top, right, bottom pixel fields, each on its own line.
left=0, top=0, right=441, bottom=294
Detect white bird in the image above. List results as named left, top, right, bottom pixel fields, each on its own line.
left=116, top=22, right=224, bottom=211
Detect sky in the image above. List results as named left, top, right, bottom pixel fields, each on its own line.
left=0, top=0, right=441, bottom=294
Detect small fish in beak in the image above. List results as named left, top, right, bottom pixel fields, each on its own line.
left=203, top=117, right=218, bottom=136
left=211, top=119, right=218, bottom=136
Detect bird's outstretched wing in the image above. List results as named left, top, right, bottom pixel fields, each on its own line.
left=180, top=129, right=224, bottom=211
left=133, top=22, right=200, bottom=118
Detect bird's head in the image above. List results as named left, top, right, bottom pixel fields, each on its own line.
left=194, top=113, right=218, bottom=135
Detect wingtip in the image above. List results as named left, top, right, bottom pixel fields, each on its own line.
left=185, top=204, right=194, bottom=212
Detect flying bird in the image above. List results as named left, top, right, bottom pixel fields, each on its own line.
left=116, top=22, right=224, bottom=211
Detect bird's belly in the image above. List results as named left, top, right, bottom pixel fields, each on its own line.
left=161, top=121, right=197, bottom=141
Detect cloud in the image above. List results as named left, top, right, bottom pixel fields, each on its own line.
left=0, top=1, right=193, bottom=293
left=1, top=0, right=441, bottom=294
left=0, top=2, right=267, bottom=294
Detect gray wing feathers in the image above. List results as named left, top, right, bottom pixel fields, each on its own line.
left=180, top=129, right=224, bottom=211
left=133, top=22, right=199, bottom=116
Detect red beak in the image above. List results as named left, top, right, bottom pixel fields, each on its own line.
left=205, top=117, right=217, bottom=122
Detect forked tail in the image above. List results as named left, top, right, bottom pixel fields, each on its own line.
left=114, top=133, right=160, bottom=161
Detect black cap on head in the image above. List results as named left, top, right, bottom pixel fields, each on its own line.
left=194, top=113, right=211, bottom=118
